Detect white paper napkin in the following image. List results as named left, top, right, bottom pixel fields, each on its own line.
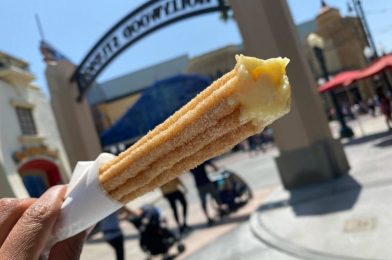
left=42, top=153, right=122, bottom=257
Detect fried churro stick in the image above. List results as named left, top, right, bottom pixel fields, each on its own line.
left=99, top=55, right=291, bottom=203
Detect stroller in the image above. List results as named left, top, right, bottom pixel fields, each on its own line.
left=209, top=170, right=253, bottom=216
left=128, top=205, right=185, bottom=259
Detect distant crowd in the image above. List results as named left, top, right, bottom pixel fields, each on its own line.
left=326, top=88, right=392, bottom=130
left=95, top=158, right=252, bottom=259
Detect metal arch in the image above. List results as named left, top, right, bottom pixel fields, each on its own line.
left=72, top=0, right=230, bottom=100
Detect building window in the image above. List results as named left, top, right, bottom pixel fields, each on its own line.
left=16, top=107, right=37, bottom=135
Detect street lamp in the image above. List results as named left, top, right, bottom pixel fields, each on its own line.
left=363, top=46, right=374, bottom=61
left=378, top=43, right=386, bottom=56
left=352, top=0, right=378, bottom=57
left=307, top=33, right=354, bottom=138
left=351, top=0, right=392, bottom=94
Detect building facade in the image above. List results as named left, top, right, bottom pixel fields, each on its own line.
left=85, top=5, right=376, bottom=144
left=302, top=4, right=375, bottom=104
left=88, top=55, right=190, bottom=133
left=0, top=51, right=71, bottom=198
left=88, top=47, right=241, bottom=136
left=186, top=45, right=242, bottom=79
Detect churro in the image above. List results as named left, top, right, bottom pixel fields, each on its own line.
left=99, top=55, right=291, bottom=203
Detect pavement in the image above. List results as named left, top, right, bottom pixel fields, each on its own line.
left=188, top=115, right=392, bottom=260
left=80, top=145, right=282, bottom=259
left=80, top=114, right=392, bottom=260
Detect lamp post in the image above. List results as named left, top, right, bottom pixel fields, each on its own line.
left=351, top=0, right=378, bottom=57
left=307, top=33, right=354, bottom=138
left=350, top=0, right=392, bottom=94
left=363, top=46, right=374, bottom=61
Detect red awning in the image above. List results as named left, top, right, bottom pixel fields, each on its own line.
left=319, top=54, right=392, bottom=93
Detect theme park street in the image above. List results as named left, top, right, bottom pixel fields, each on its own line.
left=81, top=145, right=283, bottom=259
left=188, top=114, right=392, bottom=259
left=80, top=113, right=392, bottom=260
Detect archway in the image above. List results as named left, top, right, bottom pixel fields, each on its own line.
left=43, top=0, right=230, bottom=167
left=18, top=158, right=62, bottom=198
left=72, top=0, right=230, bottom=99
left=44, top=0, right=349, bottom=190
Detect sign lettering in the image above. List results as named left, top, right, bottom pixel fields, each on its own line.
left=73, top=0, right=229, bottom=98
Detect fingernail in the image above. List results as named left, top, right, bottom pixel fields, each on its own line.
left=20, top=198, right=36, bottom=204
left=24, top=186, right=66, bottom=219
left=42, top=185, right=66, bottom=200
left=47, top=185, right=66, bottom=194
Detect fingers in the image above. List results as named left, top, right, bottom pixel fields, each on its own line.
left=0, top=198, right=36, bottom=246
left=48, top=231, right=87, bottom=260
left=0, top=185, right=66, bottom=260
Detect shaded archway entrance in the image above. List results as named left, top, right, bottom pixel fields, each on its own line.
left=18, top=159, right=62, bottom=198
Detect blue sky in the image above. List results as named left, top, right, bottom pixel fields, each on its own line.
left=1, top=0, right=392, bottom=95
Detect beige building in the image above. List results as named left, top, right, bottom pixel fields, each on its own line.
left=88, top=7, right=375, bottom=137
left=186, top=45, right=242, bottom=79
left=188, top=5, right=374, bottom=105
left=85, top=5, right=375, bottom=143
left=303, top=4, right=374, bottom=103
left=88, top=55, right=189, bottom=133
left=92, top=46, right=238, bottom=129
left=0, top=51, right=71, bottom=198
left=92, top=93, right=141, bottom=132
left=41, top=43, right=102, bottom=168
left=89, top=47, right=241, bottom=135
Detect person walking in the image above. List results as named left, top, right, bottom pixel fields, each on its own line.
left=248, top=133, right=266, bottom=157
left=100, top=212, right=125, bottom=260
left=160, top=178, right=190, bottom=233
left=190, top=160, right=221, bottom=226
left=377, top=89, right=392, bottom=130
left=367, top=97, right=376, bottom=117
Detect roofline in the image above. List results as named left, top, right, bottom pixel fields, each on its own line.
left=0, top=51, right=29, bottom=68
left=98, top=54, right=189, bottom=85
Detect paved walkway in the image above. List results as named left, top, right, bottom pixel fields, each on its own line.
left=80, top=150, right=281, bottom=260
left=80, top=183, right=277, bottom=260
left=189, top=114, right=392, bottom=260
left=81, top=114, right=392, bottom=260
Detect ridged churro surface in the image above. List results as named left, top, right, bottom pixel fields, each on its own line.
left=99, top=55, right=291, bottom=203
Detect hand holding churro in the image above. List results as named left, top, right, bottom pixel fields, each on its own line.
left=46, top=55, right=291, bottom=250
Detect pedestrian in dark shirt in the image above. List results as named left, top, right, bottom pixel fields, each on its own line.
left=190, top=160, right=221, bottom=225
left=160, top=178, right=191, bottom=234
left=100, top=212, right=125, bottom=260
left=377, top=89, right=392, bottom=130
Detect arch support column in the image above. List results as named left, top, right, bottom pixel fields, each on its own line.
left=45, top=60, right=102, bottom=168
left=0, top=163, right=16, bottom=197
left=230, top=0, right=350, bottom=188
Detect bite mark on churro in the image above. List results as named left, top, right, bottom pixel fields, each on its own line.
left=98, top=55, right=291, bottom=204
left=230, top=55, right=291, bottom=129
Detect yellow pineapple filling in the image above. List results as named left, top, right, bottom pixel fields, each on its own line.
left=251, top=60, right=287, bottom=85
left=230, top=55, right=291, bottom=129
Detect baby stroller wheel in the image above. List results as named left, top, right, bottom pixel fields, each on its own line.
left=177, top=242, right=186, bottom=253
